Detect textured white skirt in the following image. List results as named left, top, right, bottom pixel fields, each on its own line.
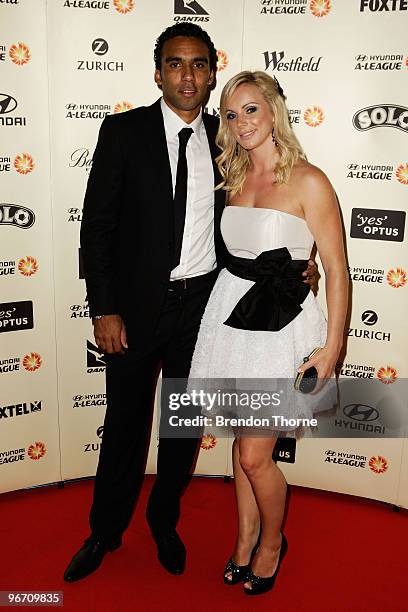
left=189, top=268, right=334, bottom=432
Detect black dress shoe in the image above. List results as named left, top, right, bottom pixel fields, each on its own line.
left=224, top=530, right=261, bottom=585
left=151, top=529, right=186, bottom=575
left=63, top=535, right=122, bottom=582
left=243, top=533, right=288, bottom=596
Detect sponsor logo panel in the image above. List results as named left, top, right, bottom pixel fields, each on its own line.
left=347, top=310, right=392, bottom=343
left=87, top=340, right=106, bottom=373
left=354, top=53, right=408, bottom=70
left=350, top=208, right=406, bottom=242
left=348, top=265, right=407, bottom=288
left=353, top=105, right=408, bottom=132
left=259, top=0, right=331, bottom=17
left=0, top=442, right=47, bottom=466
left=0, top=353, right=42, bottom=374
left=323, top=448, right=389, bottom=474
left=360, top=0, right=408, bottom=12
left=173, top=0, right=210, bottom=22
left=0, top=257, right=39, bottom=276
left=0, top=400, right=42, bottom=419
left=263, top=50, right=322, bottom=72
left=0, top=301, right=34, bottom=333
left=0, top=204, right=35, bottom=228
left=0, top=93, right=27, bottom=127
left=72, top=393, right=106, bottom=408
left=63, top=0, right=134, bottom=13
left=84, top=426, right=104, bottom=453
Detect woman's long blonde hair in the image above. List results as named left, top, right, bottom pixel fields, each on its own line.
left=216, top=71, right=306, bottom=196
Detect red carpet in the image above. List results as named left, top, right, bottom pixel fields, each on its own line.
left=0, top=476, right=406, bottom=611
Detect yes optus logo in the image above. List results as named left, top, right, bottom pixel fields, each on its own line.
left=309, top=0, right=332, bottom=17
left=304, top=106, right=324, bottom=127
left=113, top=0, right=134, bottom=13
left=14, top=153, right=34, bottom=175
left=9, top=42, right=31, bottom=66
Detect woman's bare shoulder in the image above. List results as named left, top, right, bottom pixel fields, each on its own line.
left=291, top=161, right=334, bottom=198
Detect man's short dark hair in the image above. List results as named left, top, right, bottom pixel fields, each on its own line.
left=154, top=23, right=218, bottom=74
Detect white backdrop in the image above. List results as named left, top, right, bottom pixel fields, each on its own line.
left=1, top=0, right=407, bottom=508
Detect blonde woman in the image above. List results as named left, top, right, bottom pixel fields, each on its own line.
left=189, top=71, right=348, bottom=595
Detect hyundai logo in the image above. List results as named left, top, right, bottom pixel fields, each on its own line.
left=343, top=404, right=379, bottom=422
left=0, top=94, right=18, bottom=114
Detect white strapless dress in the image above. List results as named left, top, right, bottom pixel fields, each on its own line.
left=188, top=207, right=331, bottom=431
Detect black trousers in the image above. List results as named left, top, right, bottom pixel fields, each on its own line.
left=89, top=272, right=217, bottom=542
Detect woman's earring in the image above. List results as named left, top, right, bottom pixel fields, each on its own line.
left=272, top=127, right=278, bottom=147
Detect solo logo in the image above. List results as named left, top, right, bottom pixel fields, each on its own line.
left=0, top=301, right=34, bottom=333
left=350, top=208, right=405, bottom=242
left=353, top=105, right=408, bottom=133
left=0, top=204, right=35, bottom=229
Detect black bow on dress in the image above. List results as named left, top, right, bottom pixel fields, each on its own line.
left=224, top=247, right=310, bottom=332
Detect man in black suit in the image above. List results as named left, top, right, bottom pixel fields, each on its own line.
left=64, top=23, right=227, bottom=582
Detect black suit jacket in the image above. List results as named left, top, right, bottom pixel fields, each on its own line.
left=80, top=98, right=227, bottom=347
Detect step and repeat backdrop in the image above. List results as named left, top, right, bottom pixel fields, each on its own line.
left=1, top=0, right=407, bottom=508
